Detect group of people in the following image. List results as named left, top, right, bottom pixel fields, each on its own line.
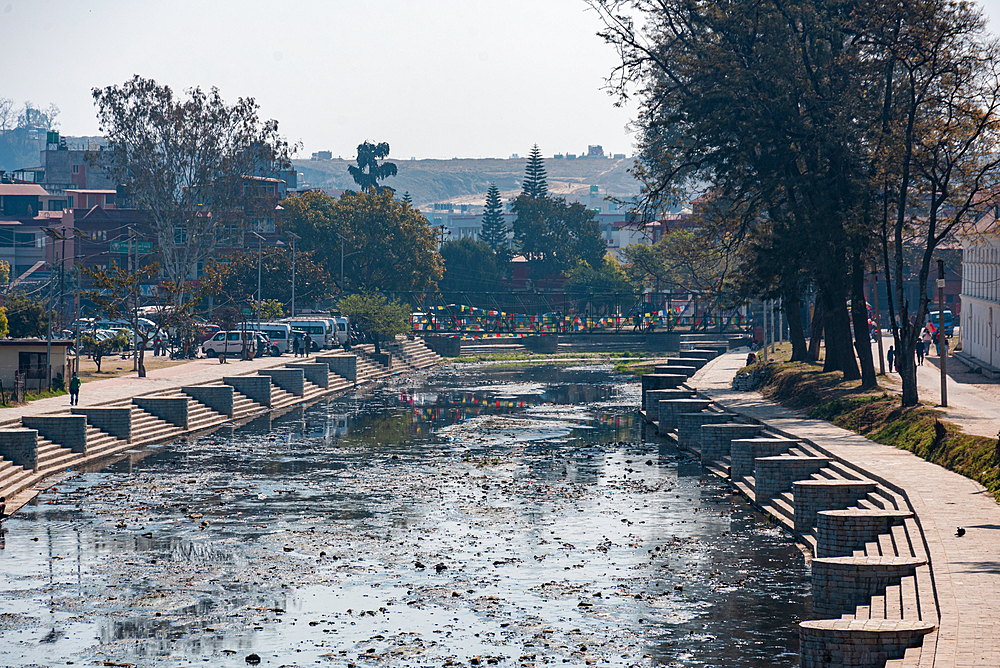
left=292, top=333, right=313, bottom=357
left=884, top=326, right=942, bottom=372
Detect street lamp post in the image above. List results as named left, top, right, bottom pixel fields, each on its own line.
left=250, top=231, right=265, bottom=331
left=937, top=259, right=948, bottom=407
left=286, top=231, right=300, bottom=317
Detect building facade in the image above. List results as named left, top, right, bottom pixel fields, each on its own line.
left=959, top=212, right=1000, bottom=368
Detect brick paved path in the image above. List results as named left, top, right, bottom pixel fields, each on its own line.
left=691, top=353, right=1000, bottom=668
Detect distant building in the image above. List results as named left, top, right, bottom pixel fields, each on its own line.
left=586, top=145, right=605, bottom=158
left=959, top=210, right=1000, bottom=369
left=311, top=151, right=333, bottom=160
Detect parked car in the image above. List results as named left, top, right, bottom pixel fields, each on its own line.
left=201, top=331, right=270, bottom=358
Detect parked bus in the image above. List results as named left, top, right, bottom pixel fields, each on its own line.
left=239, top=321, right=292, bottom=355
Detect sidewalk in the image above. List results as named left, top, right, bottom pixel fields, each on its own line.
left=690, top=352, right=1000, bottom=668
left=876, top=334, right=1000, bottom=439
left=0, top=352, right=327, bottom=427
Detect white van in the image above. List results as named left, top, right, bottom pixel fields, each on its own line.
left=202, top=331, right=270, bottom=358
left=240, top=321, right=292, bottom=355
left=333, top=316, right=350, bottom=346
left=285, top=319, right=333, bottom=349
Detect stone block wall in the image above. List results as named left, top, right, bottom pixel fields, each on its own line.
left=71, top=407, right=132, bottom=442
left=657, top=398, right=711, bottom=431
left=258, top=368, right=305, bottom=396
left=668, top=357, right=710, bottom=369
left=641, top=374, right=686, bottom=407
left=662, top=365, right=698, bottom=378
left=181, top=385, right=234, bottom=418
left=799, top=619, right=935, bottom=668
left=811, top=556, right=926, bottom=618
left=645, top=332, right=680, bottom=351
left=523, top=335, right=558, bottom=353
left=225, top=376, right=272, bottom=407
left=0, top=428, right=38, bottom=470
left=317, top=355, right=356, bottom=381
left=133, top=396, right=189, bottom=429
left=730, top=438, right=798, bottom=482
left=681, top=349, right=718, bottom=361
left=676, top=412, right=733, bottom=447
left=422, top=336, right=461, bottom=357
left=816, top=509, right=913, bottom=558
left=645, top=389, right=694, bottom=413
left=754, top=455, right=830, bottom=502
left=700, top=423, right=762, bottom=465
left=286, top=362, right=329, bottom=388
left=22, top=415, right=88, bottom=453
left=792, top=480, right=878, bottom=533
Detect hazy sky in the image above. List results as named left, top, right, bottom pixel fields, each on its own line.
left=6, top=0, right=1000, bottom=162
left=0, top=0, right=638, bottom=160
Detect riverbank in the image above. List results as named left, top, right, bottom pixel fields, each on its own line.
left=679, top=351, right=1000, bottom=667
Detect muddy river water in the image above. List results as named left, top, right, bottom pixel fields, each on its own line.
left=0, top=364, right=810, bottom=667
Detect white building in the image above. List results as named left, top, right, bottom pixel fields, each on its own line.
left=959, top=211, right=1000, bottom=371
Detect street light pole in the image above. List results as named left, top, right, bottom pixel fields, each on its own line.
left=937, top=259, right=948, bottom=407
left=286, top=231, right=300, bottom=317
left=250, top=231, right=265, bottom=330
left=871, top=269, right=885, bottom=375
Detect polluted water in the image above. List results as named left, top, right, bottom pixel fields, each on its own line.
left=0, top=363, right=810, bottom=667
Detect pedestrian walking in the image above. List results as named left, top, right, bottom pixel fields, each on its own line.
left=916, top=338, right=925, bottom=366
left=69, top=372, right=81, bottom=406
left=293, top=334, right=301, bottom=357
left=304, top=336, right=312, bottom=357
left=887, top=346, right=895, bottom=372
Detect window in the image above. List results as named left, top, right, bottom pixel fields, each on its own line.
left=213, top=333, right=225, bottom=341
left=72, top=165, right=80, bottom=174
left=227, top=332, right=240, bottom=341
left=15, top=233, right=35, bottom=248
left=0, top=230, right=12, bottom=247
left=104, top=193, right=115, bottom=206
left=174, top=226, right=187, bottom=244
left=18, top=352, right=48, bottom=380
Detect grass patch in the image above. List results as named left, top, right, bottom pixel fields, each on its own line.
left=0, top=387, right=68, bottom=407
left=758, top=360, right=1000, bottom=502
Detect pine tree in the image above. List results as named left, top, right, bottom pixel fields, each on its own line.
left=480, top=183, right=507, bottom=252
left=522, top=144, right=548, bottom=198
left=402, top=191, right=412, bottom=206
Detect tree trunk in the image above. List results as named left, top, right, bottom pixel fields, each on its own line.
left=808, top=299, right=824, bottom=362
left=897, top=332, right=918, bottom=406
left=374, top=334, right=381, bottom=355
left=138, top=346, right=146, bottom=378
left=820, top=285, right=861, bottom=380
left=785, top=289, right=809, bottom=362
left=851, top=252, right=877, bottom=389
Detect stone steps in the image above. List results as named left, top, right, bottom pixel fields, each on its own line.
left=36, top=438, right=79, bottom=472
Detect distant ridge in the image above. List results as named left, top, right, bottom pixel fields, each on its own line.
left=291, top=156, right=641, bottom=208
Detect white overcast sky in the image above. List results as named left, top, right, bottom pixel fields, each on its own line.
left=6, top=0, right=1000, bottom=161
left=0, top=0, right=638, bottom=160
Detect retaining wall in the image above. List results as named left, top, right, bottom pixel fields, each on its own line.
left=815, top=509, right=914, bottom=558
left=754, top=455, right=829, bottom=502
left=181, top=385, right=234, bottom=418
left=318, top=355, right=356, bottom=381
left=700, top=423, right=762, bottom=465
left=792, top=480, right=878, bottom=533
left=0, top=429, right=38, bottom=470
left=258, top=368, right=305, bottom=396
left=799, top=619, right=935, bottom=668
left=657, top=398, right=711, bottom=432
left=811, top=556, right=927, bottom=618
left=641, top=374, right=687, bottom=407
left=71, top=407, right=132, bottom=442
left=676, top=411, right=732, bottom=447
left=225, top=376, right=272, bottom=407
left=133, top=397, right=189, bottom=429
left=286, top=362, right=329, bottom=388
left=645, top=389, right=694, bottom=413
left=730, top=437, right=798, bottom=483
left=22, top=415, right=88, bottom=453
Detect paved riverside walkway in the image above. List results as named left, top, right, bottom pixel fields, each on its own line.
left=0, top=352, right=329, bottom=427
left=690, top=352, right=1000, bottom=668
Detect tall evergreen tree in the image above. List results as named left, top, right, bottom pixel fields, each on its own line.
left=480, top=184, right=507, bottom=252
left=522, top=144, right=547, bottom=198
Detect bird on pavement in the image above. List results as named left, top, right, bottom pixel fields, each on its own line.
left=955, top=527, right=966, bottom=537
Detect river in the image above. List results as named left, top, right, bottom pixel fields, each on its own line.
left=0, top=363, right=810, bottom=667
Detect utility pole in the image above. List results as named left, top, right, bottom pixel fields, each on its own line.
left=762, top=299, right=769, bottom=361
left=871, top=269, right=885, bottom=375
left=937, top=259, right=948, bottom=407
left=287, top=231, right=300, bottom=317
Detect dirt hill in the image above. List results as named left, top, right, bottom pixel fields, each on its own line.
left=292, top=156, right=641, bottom=207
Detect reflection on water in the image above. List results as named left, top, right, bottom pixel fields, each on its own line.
left=0, top=364, right=807, bottom=667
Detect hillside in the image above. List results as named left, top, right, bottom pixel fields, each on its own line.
left=292, top=156, right=642, bottom=208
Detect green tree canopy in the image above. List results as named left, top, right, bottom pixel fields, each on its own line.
left=348, top=141, right=397, bottom=192
left=5, top=291, right=48, bottom=338
left=279, top=189, right=442, bottom=293
left=563, top=255, right=639, bottom=313
left=337, top=291, right=411, bottom=354
left=512, top=194, right=606, bottom=282
left=480, top=183, right=508, bottom=253
left=522, top=145, right=547, bottom=198
left=439, top=238, right=506, bottom=302
left=203, top=247, right=331, bottom=311
left=92, top=76, right=292, bottom=287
